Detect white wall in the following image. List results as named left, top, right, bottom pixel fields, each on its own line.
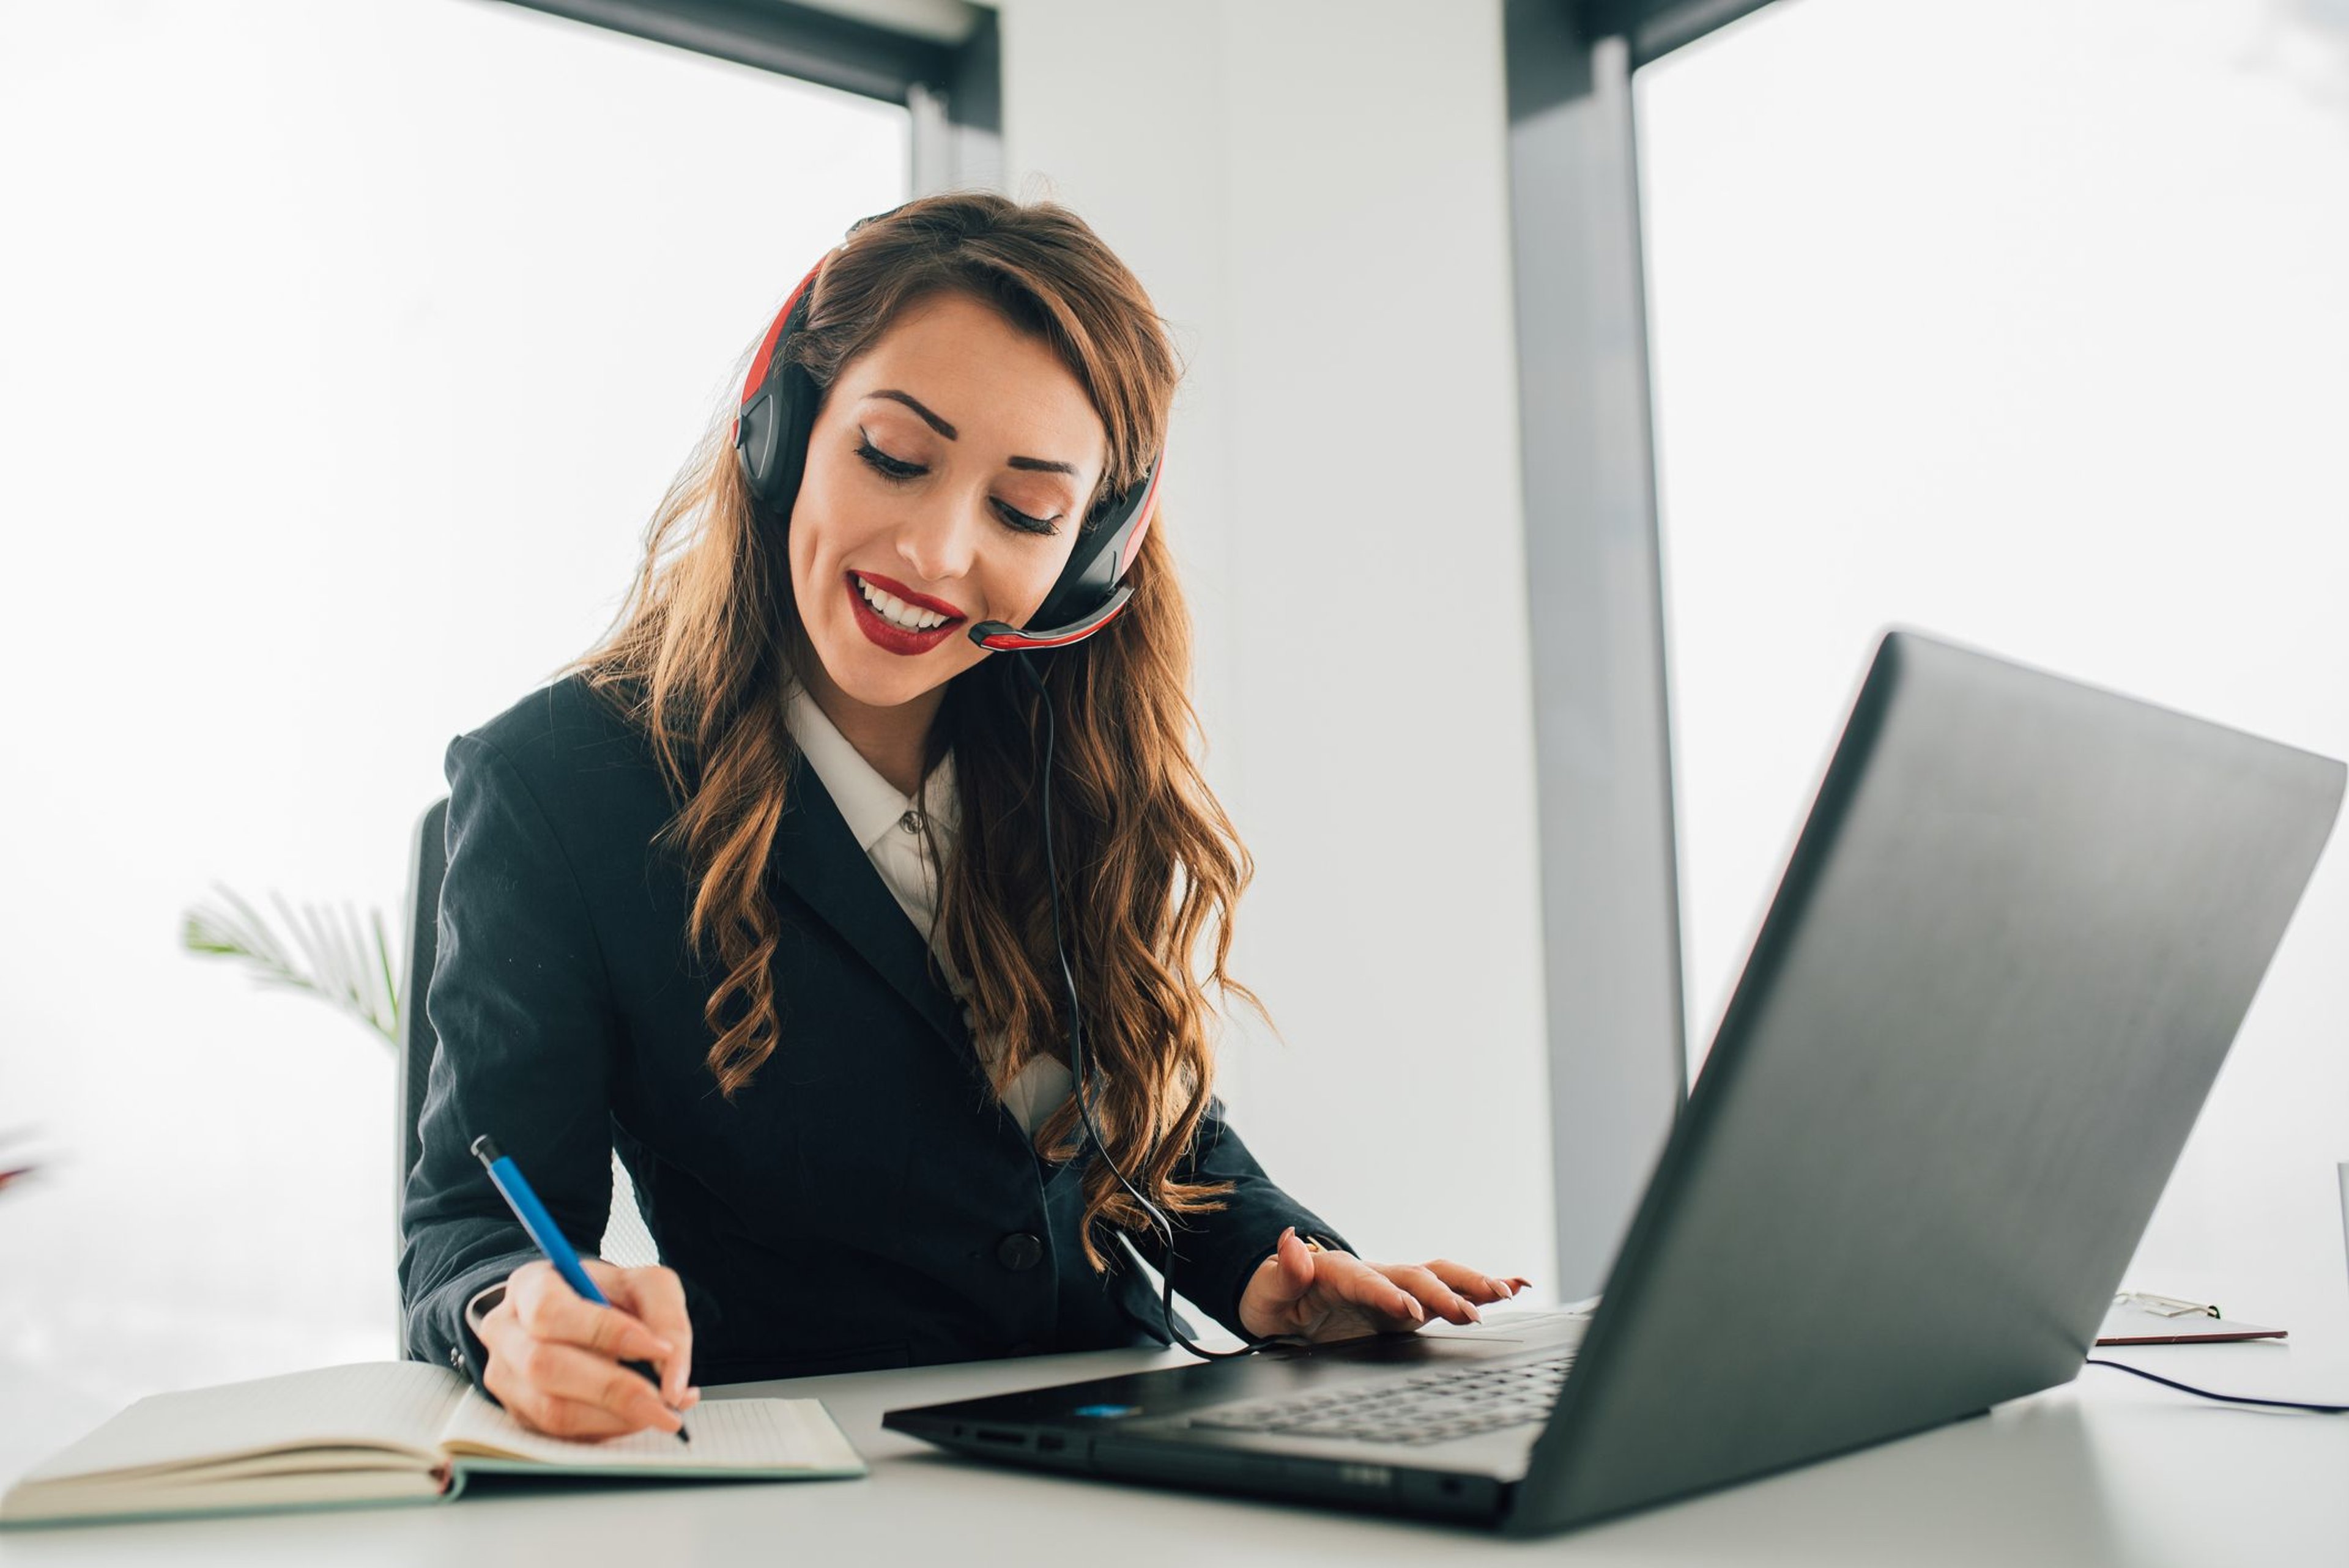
left=996, top=1, right=1558, bottom=1291
left=0, top=0, right=905, bottom=1439
left=1640, top=0, right=2349, bottom=1319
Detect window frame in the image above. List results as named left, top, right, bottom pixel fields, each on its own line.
left=497, top=0, right=1001, bottom=194
left=1505, top=0, right=1782, bottom=1295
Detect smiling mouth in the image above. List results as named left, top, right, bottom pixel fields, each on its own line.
left=848, top=571, right=966, bottom=632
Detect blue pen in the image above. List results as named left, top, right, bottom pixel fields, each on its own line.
left=470, top=1134, right=689, bottom=1444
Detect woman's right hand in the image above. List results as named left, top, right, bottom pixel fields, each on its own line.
left=478, top=1259, right=701, bottom=1440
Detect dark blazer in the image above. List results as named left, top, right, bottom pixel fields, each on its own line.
left=398, top=675, right=1348, bottom=1390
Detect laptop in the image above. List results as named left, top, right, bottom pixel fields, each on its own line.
left=884, top=630, right=2345, bottom=1536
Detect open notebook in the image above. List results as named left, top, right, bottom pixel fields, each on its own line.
left=1, top=1361, right=864, bottom=1528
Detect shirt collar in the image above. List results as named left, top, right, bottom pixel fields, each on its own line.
left=782, top=683, right=958, bottom=855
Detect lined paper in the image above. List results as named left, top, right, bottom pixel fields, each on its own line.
left=439, top=1392, right=863, bottom=1474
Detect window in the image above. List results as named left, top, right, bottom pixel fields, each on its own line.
left=0, top=0, right=907, bottom=1409
left=1640, top=0, right=2348, bottom=1287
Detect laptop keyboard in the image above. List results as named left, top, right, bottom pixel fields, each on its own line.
left=1187, top=1349, right=1577, bottom=1446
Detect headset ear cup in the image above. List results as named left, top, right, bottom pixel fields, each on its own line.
left=736, top=358, right=821, bottom=528
left=736, top=391, right=779, bottom=501
left=735, top=257, right=828, bottom=527
left=1026, top=455, right=1160, bottom=632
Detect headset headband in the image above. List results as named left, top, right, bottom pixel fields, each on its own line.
left=731, top=248, right=1162, bottom=653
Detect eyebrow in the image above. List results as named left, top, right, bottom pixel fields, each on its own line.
left=863, top=389, right=1080, bottom=477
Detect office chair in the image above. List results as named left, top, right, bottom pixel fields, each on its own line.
left=398, top=796, right=659, bottom=1354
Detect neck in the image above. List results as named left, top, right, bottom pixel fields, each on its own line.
left=800, top=661, right=944, bottom=799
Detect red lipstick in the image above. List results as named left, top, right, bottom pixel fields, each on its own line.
left=844, top=571, right=964, bottom=656
left=851, top=570, right=966, bottom=621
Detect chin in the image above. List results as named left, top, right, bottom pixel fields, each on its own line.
left=828, top=642, right=962, bottom=709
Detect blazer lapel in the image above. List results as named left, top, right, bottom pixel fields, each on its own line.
left=768, top=755, right=973, bottom=1053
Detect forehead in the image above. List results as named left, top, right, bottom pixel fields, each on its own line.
left=834, top=291, right=1104, bottom=463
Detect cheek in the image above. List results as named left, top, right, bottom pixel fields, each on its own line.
left=784, top=504, right=822, bottom=625
left=1005, top=542, right=1079, bottom=620
left=787, top=467, right=860, bottom=593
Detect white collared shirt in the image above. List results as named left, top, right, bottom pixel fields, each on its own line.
left=783, top=684, right=1074, bottom=1137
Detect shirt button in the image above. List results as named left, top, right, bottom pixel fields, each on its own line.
left=899, top=810, right=922, bottom=833
left=996, top=1232, right=1045, bottom=1271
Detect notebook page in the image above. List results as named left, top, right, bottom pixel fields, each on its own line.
left=0, top=1467, right=445, bottom=1525
left=438, top=1392, right=864, bottom=1474
left=34, top=1448, right=432, bottom=1490
left=18, top=1363, right=466, bottom=1484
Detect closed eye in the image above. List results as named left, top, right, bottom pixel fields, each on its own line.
left=854, top=432, right=1061, bottom=537
left=855, top=434, right=924, bottom=481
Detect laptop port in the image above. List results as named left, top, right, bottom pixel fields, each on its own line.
left=974, top=1428, right=1028, bottom=1446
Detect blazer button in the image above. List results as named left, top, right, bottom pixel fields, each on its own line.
left=996, top=1232, right=1044, bottom=1271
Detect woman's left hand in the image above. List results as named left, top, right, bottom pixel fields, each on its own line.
left=1238, top=1226, right=1532, bottom=1343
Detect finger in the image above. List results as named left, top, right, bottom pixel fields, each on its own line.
left=1314, top=1251, right=1425, bottom=1328
left=604, top=1266, right=694, bottom=1403
left=508, top=1339, right=684, bottom=1435
left=518, top=1390, right=659, bottom=1443
left=1276, top=1227, right=1319, bottom=1298
left=1422, top=1259, right=1518, bottom=1304
left=1379, top=1262, right=1479, bottom=1325
left=1251, top=1227, right=1317, bottom=1310
left=480, top=1320, right=668, bottom=1441
left=510, top=1265, right=673, bottom=1367
left=483, top=1363, right=609, bottom=1440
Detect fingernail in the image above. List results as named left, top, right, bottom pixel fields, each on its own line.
left=652, top=1338, right=675, bottom=1356
left=1464, top=1302, right=1482, bottom=1323
left=1403, top=1297, right=1423, bottom=1322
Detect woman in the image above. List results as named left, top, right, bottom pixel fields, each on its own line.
left=399, top=192, right=1526, bottom=1441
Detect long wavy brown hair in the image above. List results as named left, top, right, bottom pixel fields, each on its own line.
left=567, top=191, right=1267, bottom=1270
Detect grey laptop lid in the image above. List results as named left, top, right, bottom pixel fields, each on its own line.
left=1508, top=630, right=2343, bottom=1535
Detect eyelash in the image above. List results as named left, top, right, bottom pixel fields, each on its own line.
left=854, top=435, right=1059, bottom=537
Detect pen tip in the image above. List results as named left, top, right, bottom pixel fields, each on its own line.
left=470, top=1135, right=502, bottom=1166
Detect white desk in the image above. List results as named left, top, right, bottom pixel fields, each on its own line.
left=6, top=1300, right=2347, bottom=1567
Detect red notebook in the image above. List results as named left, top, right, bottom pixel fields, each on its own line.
left=2096, top=1295, right=2286, bottom=1346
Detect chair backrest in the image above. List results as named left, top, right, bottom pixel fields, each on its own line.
left=394, top=793, right=659, bottom=1289
left=396, top=797, right=450, bottom=1244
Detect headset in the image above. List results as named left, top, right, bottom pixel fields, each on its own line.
left=732, top=240, right=1267, bottom=1362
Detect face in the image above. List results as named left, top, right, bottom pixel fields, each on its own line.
left=786, top=289, right=1107, bottom=717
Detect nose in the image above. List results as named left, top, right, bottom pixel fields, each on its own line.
left=893, top=486, right=988, bottom=592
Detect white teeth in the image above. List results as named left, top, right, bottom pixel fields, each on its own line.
left=856, top=575, right=948, bottom=632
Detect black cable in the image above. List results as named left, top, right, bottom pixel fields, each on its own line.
left=2085, top=1357, right=2349, bottom=1414
left=1010, top=653, right=1271, bottom=1362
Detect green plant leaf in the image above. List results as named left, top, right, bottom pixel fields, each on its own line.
left=181, top=882, right=403, bottom=1048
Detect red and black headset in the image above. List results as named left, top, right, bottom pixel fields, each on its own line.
left=727, top=232, right=1283, bottom=1362
left=730, top=250, right=1166, bottom=653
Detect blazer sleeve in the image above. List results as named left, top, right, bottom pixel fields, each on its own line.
left=1134, top=1098, right=1355, bottom=1341
left=397, top=731, right=625, bottom=1392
